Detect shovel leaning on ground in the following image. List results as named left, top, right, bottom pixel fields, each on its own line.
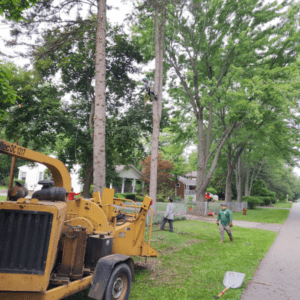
left=213, top=271, right=245, bottom=299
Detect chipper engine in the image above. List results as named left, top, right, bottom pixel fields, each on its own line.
left=0, top=139, right=157, bottom=300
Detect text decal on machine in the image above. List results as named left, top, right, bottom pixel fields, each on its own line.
left=0, top=141, right=26, bottom=156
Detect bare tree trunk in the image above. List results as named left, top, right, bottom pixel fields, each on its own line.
left=245, top=163, right=251, bottom=196
left=149, top=1, right=165, bottom=214
left=83, top=151, right=93, bottom=197
left=236, top=154, right=244, bottom=202
left=93, top=0, right=106, bottom=195
left=225, top=150, right=233, bottom=202
left=225, top=144, right=245, bottom=202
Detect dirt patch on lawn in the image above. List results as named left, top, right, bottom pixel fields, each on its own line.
left=135, top=258, right=161, bottom=272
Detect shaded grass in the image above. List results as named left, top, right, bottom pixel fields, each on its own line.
left=232, top=207, right=290, bottom=224
left=66, top=220, right=277, bottom=300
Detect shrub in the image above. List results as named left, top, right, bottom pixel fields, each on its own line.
left=174, top=196, right=183, bottom=202
left=207, top=187, right=217, bottom=195
left=136, top=195, right=145, bottom=202
left=244, top=196, right=263, bottom=209
left=260, top=196, right=274, bottom=206
left=114, top=193, right=126, bottom=199
left=4, top=177, right=25, bottom=186
left=120, top=193, right=136, bottom=200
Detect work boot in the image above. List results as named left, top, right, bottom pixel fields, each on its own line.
left=230, top=238, right=233, bottom=242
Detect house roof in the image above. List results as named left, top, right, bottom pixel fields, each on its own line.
left=178, top=176, right=196, bottom=186
left=184, top=171, right=197, bottom=178
left=116, top=165, right=145, bottom=179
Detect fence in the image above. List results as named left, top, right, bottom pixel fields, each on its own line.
left=116, top=200, right=248, bottom=223
left=187, top=201, right=248, bottom=216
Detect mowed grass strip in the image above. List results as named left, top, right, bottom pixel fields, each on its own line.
left=232, top=207, right=290, bottom=224
left=129, top=220, right=277, bottom=300
left=272, top=202, right=292, bottom=208
left=0, top=196, right=6, bottom=202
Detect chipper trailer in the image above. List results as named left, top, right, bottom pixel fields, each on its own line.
left=0, top=139, right=158, bottom=300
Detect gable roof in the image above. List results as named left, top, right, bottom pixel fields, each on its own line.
left=184, top=171, right=197, bottom=179
left=116, top=165, right=145, bottom=179
left=178, top=176, right=196, bottom=186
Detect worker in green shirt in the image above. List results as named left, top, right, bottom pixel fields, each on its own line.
left=217, top=203, right=233, bottom=243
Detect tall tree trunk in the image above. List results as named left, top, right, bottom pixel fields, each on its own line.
left=236, top=154, right=244, bottom=202
left=196, top=115, right=207, bottom=203
left=149, top=1, right=165, bottom=214
left=245, top=163, right=251, bottom=196
left=93, top=0, right=106, bottom=195
left=82, top=151, right=93, bottom=197
left=225, top=144, right=245, bottom=202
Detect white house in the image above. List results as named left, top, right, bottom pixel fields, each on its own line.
left=112, top=165, right=145, bottom=193
left=18, top=163, right=83, bottom=193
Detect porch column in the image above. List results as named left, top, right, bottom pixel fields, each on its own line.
left=121, top=178, right=125, bottom=193
left=132, top=178, right=136, bottom=193
left=142, top=180, right=145, bottom=196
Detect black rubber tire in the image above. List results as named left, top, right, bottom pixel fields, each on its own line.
left=104, top=263, right=132, bottom=300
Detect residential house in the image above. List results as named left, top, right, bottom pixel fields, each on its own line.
left=18, top=163, right=83, bottom=193
left=112, top=165, right=145, bottom=193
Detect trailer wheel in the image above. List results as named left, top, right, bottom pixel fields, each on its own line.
left=104, top=263, right=132, bottom=300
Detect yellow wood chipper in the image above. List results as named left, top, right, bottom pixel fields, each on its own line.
left=0, top=139, right=157, bottom=300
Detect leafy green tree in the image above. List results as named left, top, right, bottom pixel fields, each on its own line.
left=0, top=63, right=19, bottom=122
left=163, top=0, right=300, bottom=205
left=34, top=20, right=170, bottom=196
left=0, top=0, right=40, bottom=21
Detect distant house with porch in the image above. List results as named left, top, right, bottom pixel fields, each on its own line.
left=111, top=165, right=145, bottom=194
left=175, top=175, right=196, bottom=199
left=175, top=172, right=218, bottom=201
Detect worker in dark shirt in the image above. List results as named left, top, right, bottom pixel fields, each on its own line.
left=217, top=203, right=233, bottom=243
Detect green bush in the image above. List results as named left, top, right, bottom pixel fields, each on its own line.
left=136, top=195, right=145, bottom=202
left=174, top=196, right=183, bottom=202
left=207, top=187, right=217, bottom=195
left=244, top=196, right=263, bottom=209
left=4, top=177, right=25, bottom=186
left=114, top=193, right=126, bottom=199
left=120, top=193, right=136, bottom=200
left=260, top=196, right=274, bottom=206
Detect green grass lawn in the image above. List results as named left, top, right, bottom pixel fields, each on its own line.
left=0, top=186, right=7, bottom=190
left=272, top=201, right=293, bottom=208
left=66, top=220, right=277, bottom=300
left=0, top=196, right=6, bottom=202
left=232, top=207, right=290, bottom=224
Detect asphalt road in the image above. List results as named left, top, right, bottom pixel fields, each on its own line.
left=241, top=202, right=300, bottom=300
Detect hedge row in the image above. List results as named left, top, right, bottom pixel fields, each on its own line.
left=244, top=196, right=276, bottom=209
left=4, top=177, right=25, bottom=187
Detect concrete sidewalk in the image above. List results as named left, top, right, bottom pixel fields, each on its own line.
left=183, top=214, right=282, bottom=232
left=241, top=202, right=300, bottom=300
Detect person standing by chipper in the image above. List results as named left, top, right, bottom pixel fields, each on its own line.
left=217, top=203, right=233, bottom=243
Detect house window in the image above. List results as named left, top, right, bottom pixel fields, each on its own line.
left=176, top=183, right=180, bottom=187
left=21, top=172, right=27, bottom=181
left=39, top=172, right=43, bottom=181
